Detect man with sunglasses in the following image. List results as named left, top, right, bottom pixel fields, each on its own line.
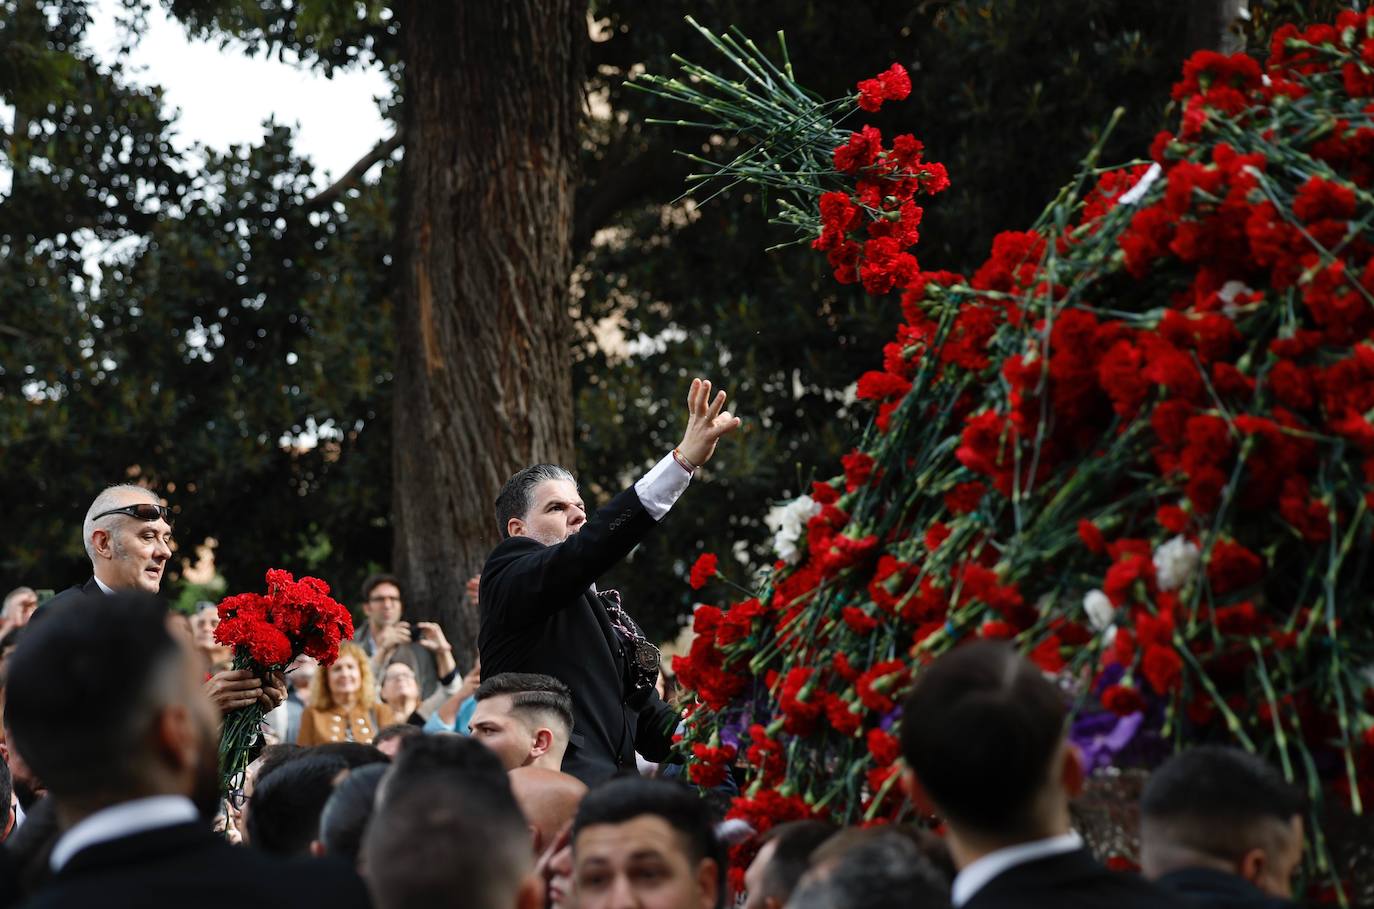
left=48, top=485, right=286, bottom=715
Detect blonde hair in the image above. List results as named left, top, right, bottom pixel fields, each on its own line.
left=308, top=641, right=377, bottom=711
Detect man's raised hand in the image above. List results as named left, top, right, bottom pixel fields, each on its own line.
left=678, top=377, right=741, bottom=468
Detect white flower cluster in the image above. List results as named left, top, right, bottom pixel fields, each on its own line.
left=765, top=494, right=822, bottom=565
left=1153, top=535, right=1201, bottom=592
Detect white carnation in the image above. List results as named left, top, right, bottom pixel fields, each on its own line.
left=1153, top=535, right=1201, bottom=592
left=765, top=495, right=822, bottom=565
left=1082, top=589, right=1115, bottom=632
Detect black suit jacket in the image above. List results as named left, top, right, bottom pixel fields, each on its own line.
left=964, top=848, right=1177, bottom=909
left=18, top=822, right=370, bottom=909
left=1155, top=868, right=1294, bottom=909
left=479, top=487, right=679, bottom=785
left=40, top=579, right=103, bottom=612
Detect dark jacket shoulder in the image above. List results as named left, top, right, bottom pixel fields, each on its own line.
left=966, top=848, right=1176, bottom=909
left=1155, top=867, right=1294, bottom=909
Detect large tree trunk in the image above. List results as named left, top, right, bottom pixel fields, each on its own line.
left=391, top=0, right=583, bottom=663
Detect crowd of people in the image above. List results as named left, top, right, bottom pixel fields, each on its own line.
left=0, top=379, right=1312, bottom=907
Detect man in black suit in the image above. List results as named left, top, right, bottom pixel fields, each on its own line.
left=899, top=641, right=1174, bottom=909
left=46, top=484, right=285, bottom=715
left=3, top=591, right=370, bottom=909
left=480, top=378, right=740, bottom=785
left=1140, top=746, right=1303, bottom=908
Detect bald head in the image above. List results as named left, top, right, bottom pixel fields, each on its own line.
left=81, top=485, right=172, bottom=594
left=508, top=766, right=588, bottom=853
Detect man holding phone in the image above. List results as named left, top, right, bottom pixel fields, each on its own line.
left=352, top=573, right=458, bottom=698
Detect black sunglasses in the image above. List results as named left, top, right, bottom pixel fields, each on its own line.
left=92, top=503, right=172, bottom=525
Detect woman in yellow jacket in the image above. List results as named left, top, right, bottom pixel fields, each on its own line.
left=297, top=641, right=400, bottom=745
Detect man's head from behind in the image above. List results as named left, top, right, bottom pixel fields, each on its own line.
left=508, top=766, right=588, bottom=854
left=471, top=672, right=574, bottom=771
left=246, top=752, right=349, bottom=856
left=1141, top=746, right=1305, bottom=898
left=5, top=592, right=220, bottom=820
left=899, top=641, right=1077, bottom=846
left=82, top=485, right=173, bottom=593
left=572, top=777, right=724, bottom=909
left=787, top=831, right=950, bottom=909
left=741, top=821, right=836, bottom=909
left=365, top=747, right=536, bottom=909
left=495, top=464, right=583, bottom=544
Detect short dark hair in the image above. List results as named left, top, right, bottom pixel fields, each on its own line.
left=0, top=755, right=12, bottom=841
left=310, top=740, right=390, bottom=770
left=788, top=831, right=950, bottom=909
left=381, top=733, right=511, bottom=808
left=319, top=763, right=389, bottom=865
left=5, top=592, right=182, bottom=801
left=364, top=769, right=531, bottom=909
left=754, top=821, right=838, bottom=903
left=899, top=641, right=1066, bottom=836
left=476, top=672, right=574, bottom=734
left=374, top=724, right=423, bottom=749
left=247, top=752, right=348, bottom=856
left=1141, top=746, right=1306, bottom=862
left=494, top=464, right=576, bottom=538
left=361, top=573, right=402, bottom=604
left=573, top=778, right=725, bottom=907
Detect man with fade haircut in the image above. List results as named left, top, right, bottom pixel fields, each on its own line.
left=899, top=641, right=1174, bottom=909
left=1140, top=746, right=1305, bottom=908
left=469, top=672, right=575, bottom=771
left=571, top=777, right=724, bottom=909
left=741, top=820, right=837, bottom=909
left=47, top=484, right=286, bottom=716
left=4, top=591, right=369, bottom=909
left=480, top=377, right=740, bottom=784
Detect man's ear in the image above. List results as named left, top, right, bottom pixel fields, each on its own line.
left=309, top=840, right=326, bottom=858
left=90, top=528, right=115, bottom=560
left=515, top=873, right=543, bottom=909
left=531, top=728, right=554, bottom=759
left=1060, top=742, right=1085, bottom=799
left=529, top=824, right=544, bottom=856
left=901, top=768, right=938, bottom=817
left=153, top=703, right=198, bottom=772
left=695, top=857, right=720, bottom=909
left=507, top=517, right=527, bottom=539
left=1237, top=847, right=1268, bottom=887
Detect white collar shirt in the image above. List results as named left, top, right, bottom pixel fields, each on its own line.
left=92, top=576, right=116, bottom=596
left=50, top=795, right=199, bottom=872
left=951, top=832, right=1084, bottom=907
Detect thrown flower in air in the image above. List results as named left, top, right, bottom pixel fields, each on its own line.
left=689, top=552, right=719, bottom=590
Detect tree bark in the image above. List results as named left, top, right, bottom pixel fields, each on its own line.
left=391, top=0, right=583, bottom=662
left=1185, top=0, right=1248, bottom=54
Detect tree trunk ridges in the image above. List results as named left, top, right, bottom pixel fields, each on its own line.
left=392, top=0, right=584, bottom=659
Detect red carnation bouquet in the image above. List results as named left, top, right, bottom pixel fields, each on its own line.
left=214, top=568, right=354, bottom=794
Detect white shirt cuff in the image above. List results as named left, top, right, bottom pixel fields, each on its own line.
left=633, top=452, right=693, bottom=521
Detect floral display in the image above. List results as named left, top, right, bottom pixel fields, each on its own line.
left=639, top=10, right=1374, bottom=901
left=214, top=568, right=354, bottom=794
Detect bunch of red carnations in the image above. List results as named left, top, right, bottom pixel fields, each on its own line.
left=214, top=568, right=353, bottom=794
left=653, top=8, right=1374, bottom=904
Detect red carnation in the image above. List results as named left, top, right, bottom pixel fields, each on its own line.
left=689, top=553, right=719, bottom=590
left=866, top=728, right=901, bottom=767
left=1206, top=539, right=1264, bottom=595
left=1102, top=684, right=1146, bottom=716
left=1142, top=645, right=1184, bottom=695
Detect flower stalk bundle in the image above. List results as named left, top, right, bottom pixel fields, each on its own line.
left=643, top=11, right=1374, bottom=901
left=214, top=568, right=353, bottom=795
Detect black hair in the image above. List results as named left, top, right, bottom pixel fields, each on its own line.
left=247, top=752, right=348, bottom=856
left=319, top=763, right=389, bottom=865
left=311, top=740, right=390, bottom=770
left=476, top=672, right=574, bottom=733
left=374, top=724, right=423, bottom=748
left=5, top=592, right=182, bottom=801
left=1141, top=745, right=1306, bottom=861
left=360, top=573, right=403, bottom=605
left=755, top=820, right=838, bottom=903
left=253, top=743, right=303, bottom=787
left=383, top=733, right=510, bottom=803
left=0, top=755, right=11, bottom=840
left=789, top=831, right=950, bottom=909
left=899, top=641, right=1066, bottom=837
left=573, top=777, right=726, bottom=908
left=364, top=763, right=531, bottom=909
left=494, top=464, right=576, bottom=538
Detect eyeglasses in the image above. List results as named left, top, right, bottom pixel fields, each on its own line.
left=227, top=788, right=249, bottom=810
left=92, top=503, right=172, bottom=525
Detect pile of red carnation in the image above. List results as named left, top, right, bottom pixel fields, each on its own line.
left=663, top=9, right=1374, bottom=903
left=215, top=568, right=354, bottom=793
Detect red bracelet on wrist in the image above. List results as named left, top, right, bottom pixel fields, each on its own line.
left=672, top=447, right=698, bottom=474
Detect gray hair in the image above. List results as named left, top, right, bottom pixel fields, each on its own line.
left=493, top=464, right=576, bottom=538
left=82, top=484, right=161, bottom=563
left=788, top=833, right=950, bottom=909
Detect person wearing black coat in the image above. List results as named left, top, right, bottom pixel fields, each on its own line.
left=479, top=378, right=740, bottom=785
left=2, top=592, right=371, bottom=909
